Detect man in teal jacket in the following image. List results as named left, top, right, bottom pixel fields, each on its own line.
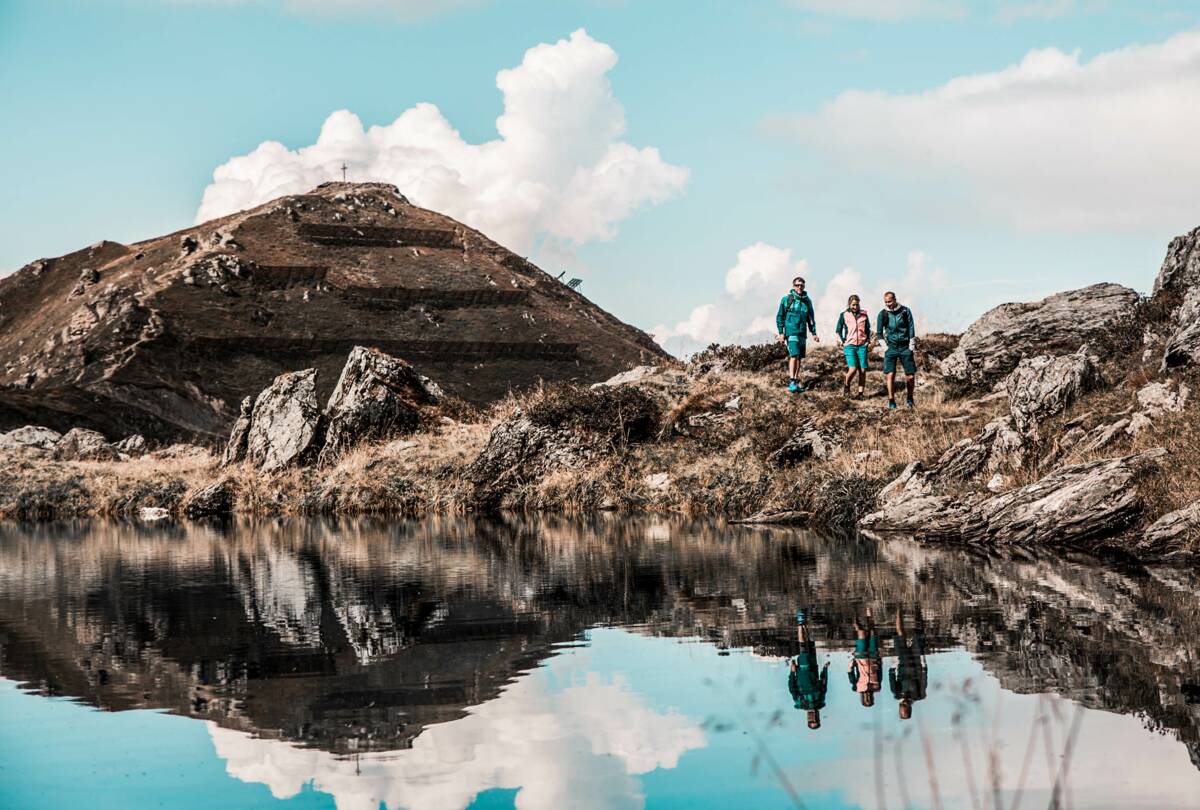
left=876, top=291, right=917, bottom=410
left=775, top=277, right=819, bottom=393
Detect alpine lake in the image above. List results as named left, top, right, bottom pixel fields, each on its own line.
left=1, top=516, right=1198, bottom=809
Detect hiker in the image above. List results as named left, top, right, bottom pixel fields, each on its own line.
left=876, top=291, right=917, bottom=410
left=847, top=609, right=882, bottom=707
left=835, top=294, right=872, bottom=399
left=789, top=609, right=829, bottom=730
left=775, top=276, right=819, bottom=393
left=889, top=605, right=928, bottom=721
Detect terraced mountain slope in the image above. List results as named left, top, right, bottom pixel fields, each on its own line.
left=0, top=182, right=667, bottom=441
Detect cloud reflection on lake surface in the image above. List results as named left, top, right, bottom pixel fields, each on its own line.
left=0, top=516, right=1198, bottom=809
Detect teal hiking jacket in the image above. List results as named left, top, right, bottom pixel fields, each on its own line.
left=776, top=291, right=817, bottom=338
left=876, top=304, right=915, bottom=349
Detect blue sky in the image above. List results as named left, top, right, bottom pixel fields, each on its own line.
left=2, top=0, right=1198, bottom=354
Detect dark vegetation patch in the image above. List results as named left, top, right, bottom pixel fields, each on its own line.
left=525, top=384, right=661, bottom=445
left=689, top=342, right=787, bottom=372
left=107, top=477, right=187, bottom=515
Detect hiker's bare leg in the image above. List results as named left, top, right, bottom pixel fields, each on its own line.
left=895, top=606, right=904, bottom=637
left=843, top=367, right=855, bottom=389
left=798, top=624, right=813, bottom=643
left=789, top=356, right=799, bottom=380
left=906, top=374, right=916, bottom=400
left=857, top=368, right=867, bottom=393
left=886, top=372, right=896, bottom=401
left=854, top=618, right=865, bottom=638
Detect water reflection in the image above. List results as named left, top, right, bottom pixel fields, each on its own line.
left=1, top=515, right=1199, bottom=808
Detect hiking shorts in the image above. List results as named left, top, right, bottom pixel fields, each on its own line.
left=843, top=344, right=869, bottom=369
left=883, top=347, right=917, bottom=376
left=786, top=334, right=806, bottom=359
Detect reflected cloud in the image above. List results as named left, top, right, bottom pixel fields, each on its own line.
left=210, top=665, right=704, bottom=810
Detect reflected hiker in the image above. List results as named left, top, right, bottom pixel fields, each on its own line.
left=848, top=609, right=882, bottom=707
left=876, top=291, right=917, bottom=410
left=889, top=606, right=928, bottom=721
left=776, top=276, right=819, bottom=393
left=789, top=609, right=829, bottom=730
left=835, top=294, right=872, bottom=399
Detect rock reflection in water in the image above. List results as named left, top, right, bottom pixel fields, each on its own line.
left=1, top=515, right=1199, bottom=808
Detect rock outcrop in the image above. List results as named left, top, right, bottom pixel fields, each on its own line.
left=53, top=427, right=119, bottom=461
left=1141, top=500, right=1200, bottom=552
left=114, top=434, right=147, bottom=457
left=245, top=369, right=322, bottom=473
left=1151, top=225, right=1200, bottom=295
left=939, top=283, right=1138, bottom=385
left=766, top=419, right=839, bottom=465
left=465, top=385, right=660, bottom=509
left=0, top=425, right=61, bottom=452
left=959, top=449, right=1165, bottom=544
left=1161, top=287, right=1200, bottom=369
left=221, top=397, right=254, bottom=466
left=184, top=479, right=236, bottom=518
left=0, top=182, right=668, bottom=442
left=318, top=346, right=437, bottom=466
left=1126, top=379, right=1189, bottom=436
left=863, top=449, right=1166, bottom=546
left=223, top=347, right=447, bottom=472
left=1004, top=349, right=1101, bottom=433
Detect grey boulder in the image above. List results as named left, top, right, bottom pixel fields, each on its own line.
left=318, top=346, right=432, bottom=466
left=184, top=479, right=236, bottom=518
left=0, top=425, right=63, bottom=452
left=53, top=428, right=119, bottom=461
left=862, top=449, right=1166, bottom=546
left=960, top=449, right=1166, bottom=545
left=1162, top=287, right=1200, bottom=369
left=1141, top=500, right=1200, bottom=552
left=114, top=434, right=148, bottom=457
left=1004, top=350, right=1101, bottom=434
left=221, top=396, right=254, bottom=466
left=940, top=283, right=1138, bottom=385
left=246, top=369, right=321, bottom=473
left=1151, top=225, right=1200, bottom=295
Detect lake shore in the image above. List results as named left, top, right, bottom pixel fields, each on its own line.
left=6, top=335, right=1198, bottom=562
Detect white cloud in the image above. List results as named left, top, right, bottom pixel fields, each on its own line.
left=653, top=245, right=951, bottom=356
left=814, top=250, right=949, bottom=337
left=652, top=242, right=808, bottom=350
left=196, top=29, right=688, bottom=254
left=210, top=667, right=705, bottom=810
left=775, top=29, right=1200, bottom=233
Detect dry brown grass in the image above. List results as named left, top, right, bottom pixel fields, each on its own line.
left=17, top=334, right=1195, bottom=554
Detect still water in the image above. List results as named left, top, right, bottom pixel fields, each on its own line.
left=0, top=516, right=1198, bottom=809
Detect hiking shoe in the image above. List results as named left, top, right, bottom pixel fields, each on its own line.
left=795, top=609, right=808, bottom=625
left=842, top=384, right=851, bottom=397
left=787, top=380, right=799, bottom=393
left=887, top=399, right=897, bottom=410
left=906, top=397, right=915, bottom=409
left=795, top=385, right=807, bottom=394
left=855, top=391, right=865, bottom=401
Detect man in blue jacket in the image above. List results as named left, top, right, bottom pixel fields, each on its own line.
left=775, top=277, right=819, bottom=393
left=876, top=291, right=917, bottom=410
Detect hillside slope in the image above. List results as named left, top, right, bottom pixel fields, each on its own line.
left=0, top=182, right=667, bottom=440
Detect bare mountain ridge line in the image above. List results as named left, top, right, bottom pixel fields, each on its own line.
left=0, top=181, right=668, bottom=440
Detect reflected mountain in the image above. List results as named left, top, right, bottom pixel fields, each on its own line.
left=0, top=516, right=1197, bottom=770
